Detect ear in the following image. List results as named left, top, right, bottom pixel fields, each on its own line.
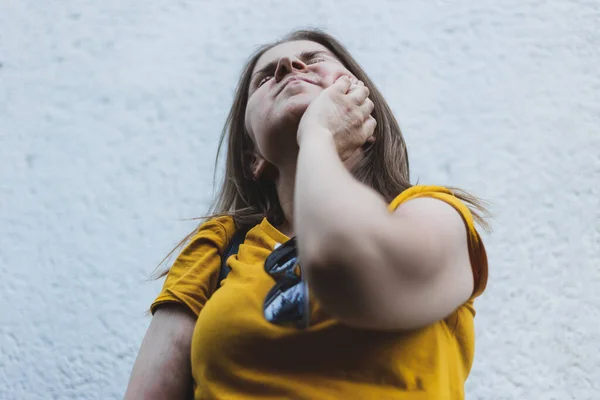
left=251, top=153, right=277, bottom=181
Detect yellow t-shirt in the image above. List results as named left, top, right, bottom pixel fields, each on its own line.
left=151, top=185, right=488, bottom=400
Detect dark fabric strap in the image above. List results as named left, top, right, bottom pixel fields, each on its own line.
left=217, top=227, right=251, bottom=288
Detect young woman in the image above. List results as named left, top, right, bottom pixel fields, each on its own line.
left=125, top=29, right=489, bottom=400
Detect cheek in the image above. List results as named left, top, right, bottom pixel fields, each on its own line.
left=245, top=96, right=268, bottom=135
left=318, top=65, right=355, bottom=88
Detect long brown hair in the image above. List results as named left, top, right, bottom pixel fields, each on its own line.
left=155, top=29, right=489, bottom=278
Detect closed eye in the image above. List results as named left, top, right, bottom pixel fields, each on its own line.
left=306, top=57, right=326, bottom=65
left=257, top=75, right=273, bottom=87
left=255, top=57, right=327, bottom=88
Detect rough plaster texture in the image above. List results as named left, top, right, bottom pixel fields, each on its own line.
left=1, top=0, right=599, bottom=399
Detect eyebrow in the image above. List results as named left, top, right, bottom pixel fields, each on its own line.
left=251, top=50, right=332, bottom=81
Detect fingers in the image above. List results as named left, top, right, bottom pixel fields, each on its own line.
left=359, top=98, right=375, bottom=120
left=348, top=80, right=370, bottom=104
left=363, top=116, right=377, bottom=138
left=334, top=76, right=370, bottom=101
left=333, top=75, right=353, bottom=93
left=336, top=75, right=377, bottom=140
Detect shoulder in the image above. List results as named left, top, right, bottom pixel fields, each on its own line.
left=389, top=185, right=488, bottom=299
left=389, top=185, right=478, bottom=234
left=167, top=215, right=237, bottom=269
left=188, top=215, right=236, bottom=252
left=389, top=185, right=457, bottom=210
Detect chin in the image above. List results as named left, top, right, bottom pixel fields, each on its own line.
left=278, top=93, right=314, bottom=124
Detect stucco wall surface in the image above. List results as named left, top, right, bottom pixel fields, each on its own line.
left=1, top=1, right=599, bottom=399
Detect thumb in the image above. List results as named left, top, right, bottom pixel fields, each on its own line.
left=332, top=75, right=352, bottom=93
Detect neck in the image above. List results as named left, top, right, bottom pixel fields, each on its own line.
left=273, top=160, right=297, bottom=238
left=269, top=145, right=366, bottom=238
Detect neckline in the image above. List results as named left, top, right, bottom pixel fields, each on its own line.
left=259, top=217, right=291, bottom=244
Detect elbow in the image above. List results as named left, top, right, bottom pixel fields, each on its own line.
left=298, top=225, right=351, bottom=273
left=303, top=255, right=445, bottom=332
left=305, top=259, right=374, bottom=327
left=300, top=231, right=388, bottom=328
left=299, top=221, right=379, bottom=274
left=309, top=275, right=440, bottom=331
left=299, top=223, right=427, bottom=330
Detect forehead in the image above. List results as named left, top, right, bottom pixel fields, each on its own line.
left=253, top=40, right=335, bottom=73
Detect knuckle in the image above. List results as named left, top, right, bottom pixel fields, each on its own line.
left=350, top=113, right=362, bottom=126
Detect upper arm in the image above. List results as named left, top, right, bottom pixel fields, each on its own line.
left=390, top=196, right=475, bottom=300
left=351, top=197, right=476, bottom=330
left=389, top=197, right=473, bottom=283
left=321, top=195, right=485, bottom=331
left=124, top=304, right=196, bottom=400
left=150, top=217, right=233, bottom=316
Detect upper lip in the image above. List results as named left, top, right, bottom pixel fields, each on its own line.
left=276, top=76, right=317, bottom=95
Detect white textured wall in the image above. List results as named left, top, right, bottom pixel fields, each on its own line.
left=1, top=1, right=599, bottom=399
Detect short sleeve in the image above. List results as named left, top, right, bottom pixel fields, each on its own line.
left=388, top=185, right=488, bottom=299
left=150, top=216, right=236, bottom=316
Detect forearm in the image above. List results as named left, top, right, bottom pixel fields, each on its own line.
left=294, top=130, right=389, bottom=260
left=125, top=306, right=195, bottom=400
left=294, top=131, right=399, bottom=323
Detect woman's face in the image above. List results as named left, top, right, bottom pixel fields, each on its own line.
left=245, top=40, right=356, bottom=171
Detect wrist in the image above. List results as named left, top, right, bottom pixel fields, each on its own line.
left=297, top=126, right=334, bottom=149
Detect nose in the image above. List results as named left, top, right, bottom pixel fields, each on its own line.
left=274, top=56, right=308, bottom=82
